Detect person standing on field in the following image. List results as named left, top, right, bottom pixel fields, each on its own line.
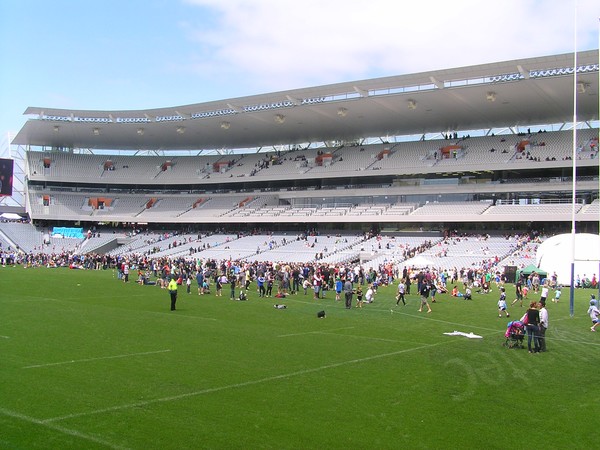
left=538, top=299, right=548, bottom=351
left=229, top=275, right=236, bottom=300
left=343, top=278, right=354, bottom=309
left=498, top=287, right=510, bottom=318
left=396, top=279, right=406, bottom=306
left=588, top=296, right=600, bottom=332
left=419, top=280, right=432, bottom=313
left=168, top=276, right=178, bottom=311
left=511, top=277, right=524, bottom=307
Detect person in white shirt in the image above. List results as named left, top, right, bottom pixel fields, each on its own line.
left=464, top=286, right=472, bottom=300
left=396, top=280, right=406, bottom=306
left=538, top=299, right=549, bottom=351
left=365, top=285, right=375, bottom=303
left=497, top=287, right=510, bottom=318
left=540, top=284, right=549, bottom=304
left=588, top=296, right=600, bottom=332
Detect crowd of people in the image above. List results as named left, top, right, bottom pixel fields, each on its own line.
left=1, top=226, right=598, bottom=340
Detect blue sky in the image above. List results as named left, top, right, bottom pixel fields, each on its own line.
left=1, top=0, right=598, bottom=140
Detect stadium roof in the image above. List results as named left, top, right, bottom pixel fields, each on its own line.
left=12, top=50, right=599, bottom=152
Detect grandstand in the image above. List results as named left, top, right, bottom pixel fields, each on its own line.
left=1, top=50, right=598, bottom=264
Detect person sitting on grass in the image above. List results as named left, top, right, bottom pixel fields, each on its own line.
left=451, top=285, right=464, bottom=297
left=464, top=286, right=472, bottom=300
left=435, top=281, right=448, bottom=294
left=274, top=288, right=288, bottom=299
left=365, top=284, right=375, bottom=303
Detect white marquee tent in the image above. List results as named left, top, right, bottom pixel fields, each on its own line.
left=537, top=233, right=600, bottom=286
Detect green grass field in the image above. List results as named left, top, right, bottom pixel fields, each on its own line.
left=1, top=266, right=599, bottom=449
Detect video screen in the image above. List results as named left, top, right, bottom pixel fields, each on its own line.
left=0, top=158, right=14, bottom=196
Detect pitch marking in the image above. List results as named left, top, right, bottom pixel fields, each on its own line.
left=23, top=349, right=172, bottom=369
left=43, top=334, right=492, bottom=424
left=278, top=326, right=355, bottom=337
left=0, top=407, right=128, bottom=450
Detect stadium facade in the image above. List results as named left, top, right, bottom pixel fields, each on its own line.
left=7, top=50, right=600, bottom=235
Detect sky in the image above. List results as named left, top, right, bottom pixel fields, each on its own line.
left=0, top=0, right=598, bottom=142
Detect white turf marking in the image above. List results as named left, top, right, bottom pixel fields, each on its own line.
left=317, top=331, right=417, bottom=344
left=3, top=294, right=218, bottom=321
left=23, top=349, right=172, bottom=369
left=280, top=326, right=417, bottom=344
left=0, top=335, right=10, bottom=339
left=43, top=335, right=486, bottom=424
left=0, top=407, right=128, bottom=450
left=278, top=326, right=355, bottom=337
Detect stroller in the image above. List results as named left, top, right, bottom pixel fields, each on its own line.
left=503, top=320, right=525, bottom=349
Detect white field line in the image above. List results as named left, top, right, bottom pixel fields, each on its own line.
left=42, top=333, right=494, bottom=425
left=0, top=335, right=10, bottom=339
left=280, top=326, right=424, bottom=344
left=317, top=331, right=425, bottom=344
left=4, top=294, right=219, bottom=321
left=22, top=349, right=172, bottom=369
left=278, top=326, right=355, bottom=337
left=0, top=407, right=129, bottom=450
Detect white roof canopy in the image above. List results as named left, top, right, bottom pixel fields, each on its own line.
left=12, top=50, right=599, bottom=152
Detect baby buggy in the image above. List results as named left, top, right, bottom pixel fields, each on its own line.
left=503, top=320, right=525, bottom=349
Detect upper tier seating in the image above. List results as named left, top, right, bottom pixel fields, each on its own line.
left=26, top=129, right=598, bottom=185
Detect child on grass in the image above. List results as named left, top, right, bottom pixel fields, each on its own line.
left=498, top=287, right=510, bottom=318
left=588, top=296, right=600, bottom=332
left=355, top=285, right=363, bottom=308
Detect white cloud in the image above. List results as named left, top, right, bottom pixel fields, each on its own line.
left=182, top=0, right=599, bottom=92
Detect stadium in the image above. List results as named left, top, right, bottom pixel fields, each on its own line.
left=1, top=49, right=600, bottom=449
left=1, top=50, right=598, bottom=273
